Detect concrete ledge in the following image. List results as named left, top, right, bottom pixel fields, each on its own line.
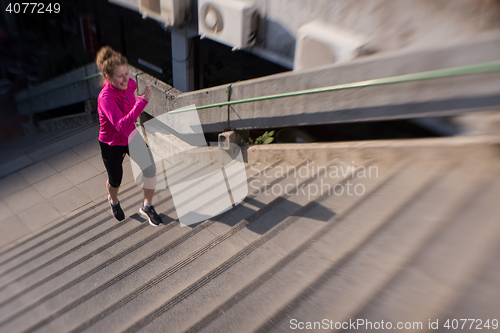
left=16, top=63, right=101, bottom=115
left=243, top=136, right=500, bottom=170
left=37, top=113, right=97, bottom=132
left=150, top=33, right=500, bottom=132
left=14, top=35, right=500, bottom=137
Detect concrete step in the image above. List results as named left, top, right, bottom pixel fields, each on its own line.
left=0, top=155, right=203, bottom=269
left=62, top=160, right=356, bottom=333
left=61, top=158, right=360, bottom=331
left=108, top=158, right=435, bottom=332
left=0, top=154, right=255, bottom=292
left=0, top=139, right=497, bottom=333
left=0, top=158, right=250, bottom=304
left=26, top=160, right=306, bottom=333
left=255, top=160, right=488, bottom=333
left=0, top=186, right=172, bottom=322
left=338, top=177, right=500, bottom=332
left=121, top=160, right=391, bottom=333
left=0, top=156, right=179, bottom=275
left=0, top=160, right=292, bottom=332
left=435, top=244, right=500, bottom=332
left=172, top=159, right=440, bottom=333
left=0, top=178, right=139, bottom=269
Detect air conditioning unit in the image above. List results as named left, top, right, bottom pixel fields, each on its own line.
left=139, top=0, right=192, bottom=27
left=198, top=0, right=258, bottom=50
left=294, top=21, right=367, bottom=71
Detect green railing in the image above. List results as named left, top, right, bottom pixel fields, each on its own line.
left=15, top=60, right=500, bottom=110
left=169, top=60, right=500, bottom=114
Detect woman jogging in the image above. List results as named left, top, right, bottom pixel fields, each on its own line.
left=96, top=46, right=162, bottom=226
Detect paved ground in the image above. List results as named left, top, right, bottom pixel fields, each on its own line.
left=0, top=124, right=137, bottom=250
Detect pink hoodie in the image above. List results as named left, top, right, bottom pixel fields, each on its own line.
left=97, top=77, right=148, bottom=146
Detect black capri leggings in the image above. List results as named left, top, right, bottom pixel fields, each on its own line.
left=100, top=133, right=156, bottom=188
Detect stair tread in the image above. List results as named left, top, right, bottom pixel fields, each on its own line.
left=0, top=149, right=498, bottom=333
left=347, top=180, right=500, bottom=328
left=180, top=160, right=438, bottom=333
left=256, top=161, right=490, bottom=333
left=0, top=160, right=304, bottom=332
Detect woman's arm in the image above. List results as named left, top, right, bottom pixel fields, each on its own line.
left=99, top=94, right=149, bottom=137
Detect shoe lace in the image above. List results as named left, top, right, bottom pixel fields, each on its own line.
left=112, top=203, right=122, bottom=216
left=144, top=205, right=156, bottom=215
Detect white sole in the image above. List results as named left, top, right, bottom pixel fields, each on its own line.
left=139, top=208, right=160, bottom=227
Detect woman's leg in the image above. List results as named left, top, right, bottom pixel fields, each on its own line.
left=100, top=141, right=128, bottom=221
left=141, top=169, right=156, bottom=206
left=128, top=133, right=162, bottom=226
left=143, top=188, right=154, bottom=206
left=107, top=180, right=120, bottom=204
left=128, top=132, right=157, bottom=206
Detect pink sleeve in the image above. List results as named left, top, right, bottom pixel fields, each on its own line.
left=100, top=96, right=148, bottom=137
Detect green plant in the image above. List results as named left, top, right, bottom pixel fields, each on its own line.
left=247, top=130, right=275, bottom=145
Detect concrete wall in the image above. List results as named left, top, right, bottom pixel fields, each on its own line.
left=243, top=136, right=500, bottom=170
left=15, top=34, right=500, bottom=135
left=140, top=34, right=500, bottom=133
left=108, top=0, right=500, bottom=67
left=15, top=63, right=102, bottom=116
left=261, top=0, right=500, bottom=61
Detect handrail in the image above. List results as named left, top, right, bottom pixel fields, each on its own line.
left=15, top=60, right=500, bottom=109
left=168, top=60, right=500, bottom=114
left=16, top=72, right=103, bottom=103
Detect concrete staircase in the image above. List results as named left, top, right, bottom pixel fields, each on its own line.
left=0, top=138, right=498, bottom=333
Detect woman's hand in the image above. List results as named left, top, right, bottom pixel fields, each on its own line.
left=138, top=85, right=151, bottom=102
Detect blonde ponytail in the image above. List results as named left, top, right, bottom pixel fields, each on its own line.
left=96, top=46, right=128, bottom=78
